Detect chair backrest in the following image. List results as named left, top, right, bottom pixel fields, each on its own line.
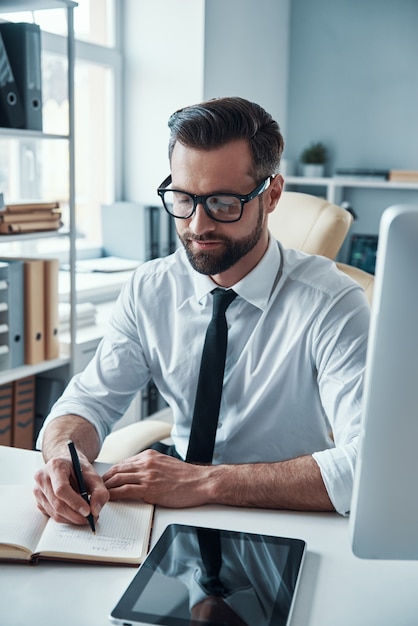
left=336, top=262, right=374, bottom=306
left=268, top=191, right=353, bottom=259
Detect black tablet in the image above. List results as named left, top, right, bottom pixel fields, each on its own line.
left=109, top=523, right=306, bottom=626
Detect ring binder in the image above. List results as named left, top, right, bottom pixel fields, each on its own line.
left=0, top=22, right=43, bottom=131
left=0, top=31, right=25, bottom=128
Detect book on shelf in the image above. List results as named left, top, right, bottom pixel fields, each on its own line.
left=0, top=484, right=154, bottom=566
left=1, top=200, right=60, bottom=213
left=0, top=217, right=62, bottom=234
left=333, top=168, right=389, bottom=181
left=388, top=170, right=418, bottom=183
left=0, top=199, right=62, bottom=233
left=0, top=211, right=61, bottom=224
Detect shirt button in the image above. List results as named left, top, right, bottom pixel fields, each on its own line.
left=217, top=422, right=222, bottom=429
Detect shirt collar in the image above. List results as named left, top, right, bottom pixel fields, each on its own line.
left=192, top=236, right=282, bottom=311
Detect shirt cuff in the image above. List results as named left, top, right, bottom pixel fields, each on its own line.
left=312, top=439, right=358, bottom=516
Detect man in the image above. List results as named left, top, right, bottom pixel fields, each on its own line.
left=34, top=97, right=369, bottom=527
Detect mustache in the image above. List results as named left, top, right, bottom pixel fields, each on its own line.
left=183, top=234, right=229, bottom=243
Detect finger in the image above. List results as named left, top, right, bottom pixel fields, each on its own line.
left=34, top=463, right=87, bottom=522
left=34, top=480, right=91, bottom=525
left=37, top=459, right=107, bottom=525
left=107, top=484, right=146, bottom=501
left=86, top=475, right=110, bottom=517
left=101, top=449, right=165, bottom=481
left=48, top=460, right=92, bottom=517
left=103, top=471, right=142, bottom=490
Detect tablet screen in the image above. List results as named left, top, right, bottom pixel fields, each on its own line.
left=110, top=523, right=306, bottom=626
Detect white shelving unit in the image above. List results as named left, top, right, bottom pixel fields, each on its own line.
left=0, top=0, right=77, bottom=386
left=284, top=175, right=418, bottom=206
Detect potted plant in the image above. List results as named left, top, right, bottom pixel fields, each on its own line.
left=300, top=142, right=327, bottom=177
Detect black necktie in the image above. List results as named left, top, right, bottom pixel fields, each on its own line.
left=197, top=527, right=228, bottom=597
left=186, top=288, right=237, bottom=463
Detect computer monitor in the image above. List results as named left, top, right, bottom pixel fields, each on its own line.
left=348, top=233, right=378, bottom=274
left=350, top=204, right=418, bottom=560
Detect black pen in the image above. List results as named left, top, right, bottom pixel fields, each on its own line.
left=67, top=440, right=96, bottom=533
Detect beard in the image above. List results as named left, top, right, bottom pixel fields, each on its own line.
left=178, top=203, right=264, bottom=276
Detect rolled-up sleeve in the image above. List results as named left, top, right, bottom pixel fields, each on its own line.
left=312, top=287, right=369, bottom=515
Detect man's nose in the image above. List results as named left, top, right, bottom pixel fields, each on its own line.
left=189, top=203, right=216, bottom=235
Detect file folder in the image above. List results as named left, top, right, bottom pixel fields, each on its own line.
left=23, top=259, right=45, bottom=364
left=150, top=205, right=160, bottom=259
left=0, top=22, right=42, bottom=131
left=0, top=262, right=9, bottom=371
left=44, top=258, right=60, bottom=360
left=0, top=257, right=44, bottom=365
left=0, top=381, right=12, bottom=446
left=159, top=209, right=171, bottom=258
left=5, top=260, right=25, bottom=368
left=101, top=202, right=155, bottom=261
left=0, top=31, right=25, bottom=128
left=12, top=376, right=35, bottom=450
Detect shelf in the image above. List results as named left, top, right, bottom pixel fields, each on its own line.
left=0, top=228, right=70, bottom=243
left=0, top=355, right=70, bottom=385
left=285, top=176, right=418, bottom=191
left=0, top=0, right=77, bottom=390
left=284, top=176, right=418, bottom=205
left=0, top=128, right=70, bottom=140
left=0, top=0, right=77, bottom=11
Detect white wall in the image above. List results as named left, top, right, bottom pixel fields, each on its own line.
left=203, top=0, right=291, bottom=140
left=122, top=0, right=205, bottom=204
left=122, top=0, right=290, bottom=205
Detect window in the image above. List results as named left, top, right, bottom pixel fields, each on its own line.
left=0, top=0, right=121, bottom=256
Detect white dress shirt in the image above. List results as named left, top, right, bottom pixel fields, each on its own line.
left=39, top=236, right=370, bottom=515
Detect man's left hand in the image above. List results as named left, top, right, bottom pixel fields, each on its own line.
left=102, top=449, right=214, bottom=507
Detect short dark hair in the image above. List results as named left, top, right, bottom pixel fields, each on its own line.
left=167, top=96, right=284, bottom=182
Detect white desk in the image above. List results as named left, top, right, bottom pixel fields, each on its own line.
left=1, top=445, right=418, bottom=626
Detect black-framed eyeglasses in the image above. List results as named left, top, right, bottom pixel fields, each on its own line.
left=157, top=175, right=271, bottom=223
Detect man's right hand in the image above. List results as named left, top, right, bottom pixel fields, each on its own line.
left=33, top=453, right=110, bottom=526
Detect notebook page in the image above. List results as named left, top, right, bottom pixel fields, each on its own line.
left=37, top=500, right=154, bottom=562
left=0, top=485, right=48, bottom=554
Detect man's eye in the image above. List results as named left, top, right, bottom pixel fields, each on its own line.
left=208, top=196, right=237, bottom=211
left=173, top=193, right=192, bottom=205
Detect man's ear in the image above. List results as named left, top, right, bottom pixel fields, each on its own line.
left=265, top=174, right=284, bottom=214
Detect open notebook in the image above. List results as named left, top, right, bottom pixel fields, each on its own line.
left=0, top=485, right=154, bottom=565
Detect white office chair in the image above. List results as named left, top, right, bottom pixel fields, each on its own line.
left=269, top=191, right=353, bottom=259
left=336, top=262, right=374, bottom=306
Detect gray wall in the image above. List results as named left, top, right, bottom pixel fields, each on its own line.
left=285, top=0, right=418, bottom=247
left=287, top=0, right=418, bottom=174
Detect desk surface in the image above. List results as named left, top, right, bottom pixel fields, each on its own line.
left=1, top=445, right=418, bottom=626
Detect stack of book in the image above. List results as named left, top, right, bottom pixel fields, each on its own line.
left=0, top=201, right=62, bottom=234
left=58, top=301, right=97, bottom=332
left=333, top=168, right=389, bottom=181
left=388, top=170, right=418, bottom=183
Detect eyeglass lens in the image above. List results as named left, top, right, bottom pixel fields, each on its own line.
left=163, top=191, right=242, bottom=221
